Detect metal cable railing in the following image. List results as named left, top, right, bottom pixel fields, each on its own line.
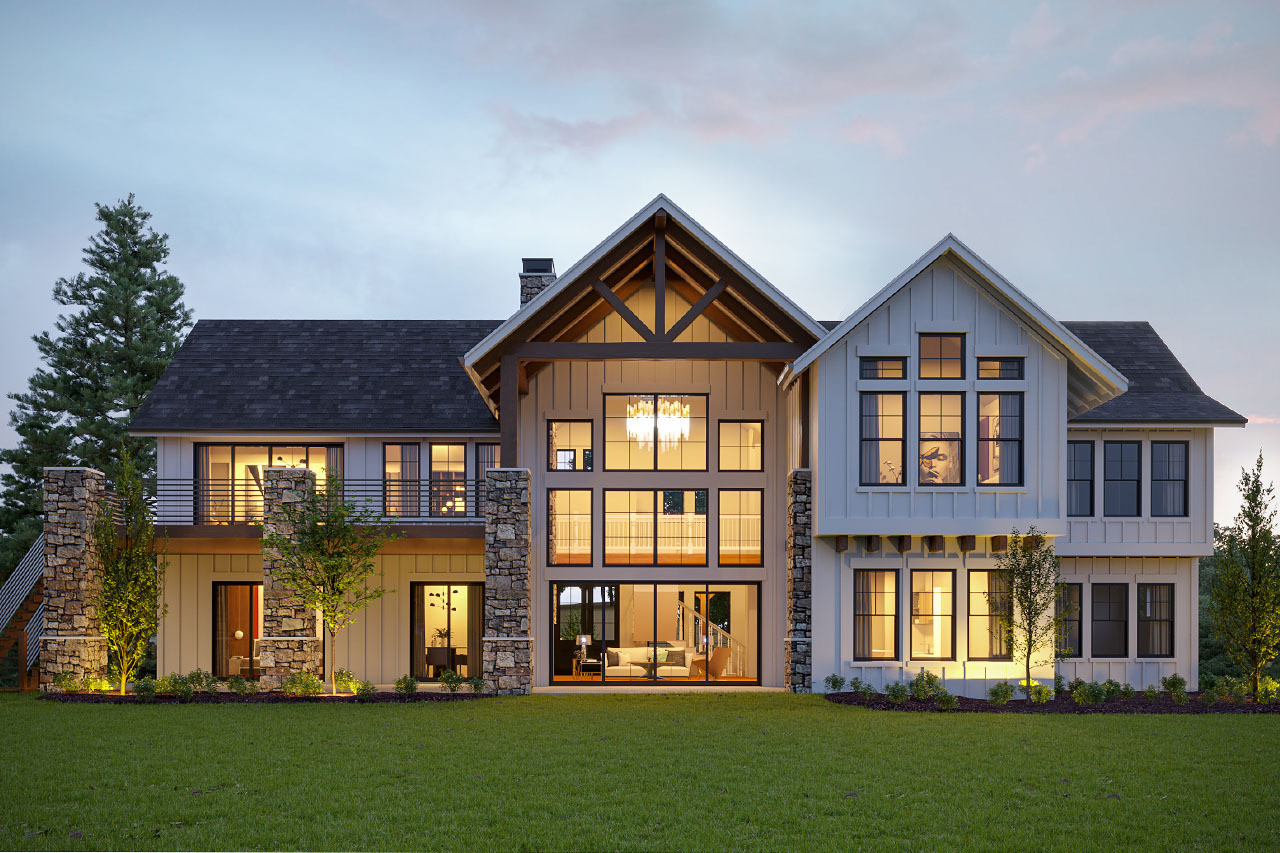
left=0, top=534, right=43, bottom=635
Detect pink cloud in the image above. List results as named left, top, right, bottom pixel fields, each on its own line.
left=841, top=116, right=907, bottom=158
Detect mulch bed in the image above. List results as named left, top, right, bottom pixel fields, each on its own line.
left=41, top=691, right=492, bottom=704
left=825, top=691, right=1280, bottom=714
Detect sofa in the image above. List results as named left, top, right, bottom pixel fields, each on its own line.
left=603, top=645, right=705, bottom=679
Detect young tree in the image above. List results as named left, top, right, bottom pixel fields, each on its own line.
left=89, top=453, right=168, bottom=695
left=0, top=194, right=192, bottom=580
left=991, top=526, right=1065, bottom=698
left=262, top=472, right=399, bottom=694
left=1207, top=453, right=1280, bottom=697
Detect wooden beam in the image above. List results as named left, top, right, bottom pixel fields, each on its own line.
left=664, top=248, right=778, bottom=342
left=510, top=341, right=807, bottom=360
left=895, top=535, right=912, bottom=553
left=553, top=275, right=648, bottom=344
left=990, top=535, right=1009, bottom=552
left=592, top=279, right=654, bottom=341
left=864, top=535, right=881, bottom=554
left=834, top=534, right=849, bottom=553
left=664, top=276, right=758, bottom=343
left=654, top=226, right=666, bottom=338
left=663, top=279, right=725, bottom=342
left=925, top=535, right=944, bottom=553
left=799, top=372, right=811, bottom=468
left=516, top=362, right=529, bottom=396
left=958, top=535, right=976, bottom=553
left=500, top=355, right=518, bottom=465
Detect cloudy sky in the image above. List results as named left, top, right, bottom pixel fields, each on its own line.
left=1, top=1, right=1277, bottom=522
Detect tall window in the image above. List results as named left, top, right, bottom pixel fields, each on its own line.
left=968, top=571, right=1011, bottom=660
left=603, top=394, right=707, bottom=471
left=1104, top=442, right=1141, bottom=516
left=1067, top=442, right=1094, bottom=517
left=548, top=490, right=592, bottom=566
left=548, top=421, right=592, bottom=471
left=718, top=421, right=763, bottom=471
left=854, top=570, right=897, bottom=660
left=1151, top=442, right=1188, bottom=517
left=1056, top=583, right=1082, bottom=658
left=1138, top=584, right=1173, bottom=657
left=384, top=443, right=420, bottom=517
left=604, top=489, right=707, bottom=566
left=910, top=570, right=954, bottom=659
left=860, top=393, right=906, bottom=485
left=860, top=357, right=906, bottom=379
left=919, top=393, right=963, bottom=486
left=1091, top=583, right=1128, bottom=657
left=718, top=490, right=762, bottom=566
left=429, top=443, right=467, bottom=516
left=977, top=393, right=1023, bottom=486
left=919, top=334, right=964, bottom=379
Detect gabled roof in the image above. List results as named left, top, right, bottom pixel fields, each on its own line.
left=130, top=320, right=501, bottom=433
left=1064, top=322, right=1245, bottom=425
left=784, top=234, right=1129, bottom=416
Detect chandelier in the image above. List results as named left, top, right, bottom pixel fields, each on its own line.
left=626, top=397, right=691, bottom=450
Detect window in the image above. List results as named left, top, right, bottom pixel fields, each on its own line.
left=718, top=490, right=762, bottom=566
left=718, top=421, right=763, bottom=471
left=860, top=357, right=906, bottom=379
left=1067, top=442, right=1094, bottom=517
left=919, top=334, right=964, bottom=379
left=977, top=393, right=1023, bottom=486
left=860, top=393, right=906, bottom=485
left=548, top=490, right=592, bottom=566
left=1056, top=583, right=1082, bottom=658
left=1138, top=584, right=1173, bottom=657
left=910, top=570, right=954, bottom=659
left=919, top=393, right=964, bottom=486
left=383, top=443, right=420, bottom=517
left=1151, top=442, right=1188, bottom=517
left=604, top=489, right=707, bottom=565
left=1091, top=583, right=1128, bottom=657
left=603, top=394, right=707, bottom=471
left=854, top=570, right=897, bottom=660
left=977, top=358, right=1024, bottom=379
left=196, top=444, right=343, bottom=523
left=548, top=421, right=593, bottom=471
left=212, top=582, right=262, bottom=678
left=410, top=583, right=482, bottom=681
left=1104, top=441, right=1141, bottom=516
left=429, top=443, right=468, bottom=516
left=968, top=571, right=1011, bottom=660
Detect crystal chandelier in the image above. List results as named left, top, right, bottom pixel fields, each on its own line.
left=626, top=397, right=691, bottom=450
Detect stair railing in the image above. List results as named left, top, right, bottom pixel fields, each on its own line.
left=0, top=534, right=43, bottom=636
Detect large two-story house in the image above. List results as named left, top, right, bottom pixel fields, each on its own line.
left=17, top=194, right=1244, bottom=696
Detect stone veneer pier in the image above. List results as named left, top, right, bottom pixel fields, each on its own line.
left=785, top=469, right=813, bottom=693
left=482, top=468, right=533, bottom=694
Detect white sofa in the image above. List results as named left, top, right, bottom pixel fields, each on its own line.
left=603, top=645, right=704, bottom=679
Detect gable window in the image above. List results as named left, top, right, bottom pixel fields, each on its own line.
left=603, top=394, right=707, bottom=471
left=860, top=393, right=906, bottom=485
left=383, top=443, right=420, bottom=517
left=548, top=420, right=593, bottom=472
left=977, top=393, right=1023, bottom=486
left=919, top=393, right=964, bottom=486
left=854, top=570, right=897, bottom=660
left=1103, top=441, right=1141, bottom=517
left=429, top=443, right=467, bottom=516
left=1056, top=583, right=1082, bottom=658
left=860, top=357, right=906, bottom=379
left=1151, top=441, right=1188, bottom=517
left=604, top=489, right=707, bottom=566
left=1067, top=442, right=1095, bottom=517
left=977, top=358, right=1024, bottom=379
left=547, top=490, right=592, bottom=566
left=1138, top=583, right=1173, bottom=658
left=1091, top=583, right=1128, bottom=658
left=919, top=334, right=964, bottom=379
left=718, top=490, right=762, bottom=566
left=718, top=421, right=763, bottom=471
left=910, top=570, right=954, bottom=660
left=968, top=570, right=1011, bottom=660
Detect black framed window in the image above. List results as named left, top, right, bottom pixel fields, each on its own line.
left=860, top=357, right=906, bottom=379
left=910, top=570, right=954, bottom=660
left=1137, top=583, right=1173, bottom=657
left=383, top=443, right=420, bottom=517
left=968, top=570, right=1011, bottom=660
left=919, top=392, right=964, bottom=486
left=196, top=443, right=343, bottom=523
left=718, top=490, right=762, bottom=566
left=547, top=489, right=592, bottom=566
left=854, top=570, right=897, bottom=660
left=548, top=420, right=593, bottom=472
left=410, top=582, right=483, bottom=681
left=860, top=392, right=906, bottom=485
left=1067, top=441, right=1094, bottom=517
left=977, top=393, right=1023, bottom=486
left=429, top=443, right=468, bottom=516
left=1056, top=583, right=1082, bottom=658
left=1103, top=441, right=1141, bottom=517
left=977, top=358, right=1024, bottom=379
left=603, top=394, right=708, bottom=471
left=1151, top=442, right=1188, bottom=517
left=603, top=489, right=707, bottom=566
left=1091, top=583, right=1128, bottom=658
left=718, top=421, right=763, bottom=471
left=919, top=334, right=964, bottom=379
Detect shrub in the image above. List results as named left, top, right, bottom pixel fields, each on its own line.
left=1160, top=673, right=1187, bottom=694
left=51, top=672, right=81, bottom=693
left=227, top=674, right=258, bottom=696
left=1258, top=676, right=1279, bottom=704
left=885, top=682, right=909, bottom=704
left=355, top=680, right=378, bottom=701
left=1028, top=683, right=1054, bottom=704
left=936, top=690, right=958, bottom=711
left=1200, top=688, right=1219, bottom=705
left=1066, top=677, right=1086, bottom=695
left=439, top=669, right=465, bottom=693
left=157, top=673, right=194, bottom=700
left=909, top=671, right=944, bottom=701
left=186, top=669, right=217, bottom=693
left=823, top=673, right=847, bottom=693
left=988, top=681, right=1015, bottom=706
left=134, top=676, right=157, bottom=701
left=1220, top=676, right=1250, bottom=704
left=1119, top=683, right=1135, bottom=701
left=1170, top=688, right=1188, bottom=706
left=1053, top=673, right=1065, bottom=696
left=393, top=674, right=418, bottom=696
left=282, top=671, right=324, bottom=697
left=468, top=677, right=486, bottom=694
left=847, top=677, right=875, bottom=697
left=1102, top=679, right=1124, bottom=702
left=1072, top=681, right=1105, bottom=706
left=1144, top=685, right=1160, bottom=703
left=334, top=668, right=358, bottom=694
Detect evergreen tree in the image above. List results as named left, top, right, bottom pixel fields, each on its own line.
left=0, top=195, right=192, bottom=579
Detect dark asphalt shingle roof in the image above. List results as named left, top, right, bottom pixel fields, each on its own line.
left=131, top=320, right=503, bottom=432
left=1064, top=321, right=1245, bottom=424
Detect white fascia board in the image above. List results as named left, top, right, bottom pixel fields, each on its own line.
left=1066, top=421, right=1246, bottom=430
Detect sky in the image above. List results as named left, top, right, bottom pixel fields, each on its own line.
left=0, top=0, right=1277, bottom=523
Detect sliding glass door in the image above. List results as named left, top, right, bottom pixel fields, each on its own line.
left=213, top=582, right=263, bottom=678
left=410, top=583, right=483, bottom=681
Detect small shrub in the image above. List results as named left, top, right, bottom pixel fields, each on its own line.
left=393, top=674, right=418, bottom=696
left=909, top=671, right=944, bottom=701
left=1144, top=685, right=1160, bottom=703
left=988, top=681, right=1015, bottom=706
left=1119, top=683, right=1135, bottom=701
left=1072, top=681, right=1104, bottom=706
left=438, top=669, right=465, bottom=693
left=1200, top=688, right=1219, bottom=705
left=1220, top=676, right=1249, bottom=704
left=885, top=682, right=909, bottom=705
left=1160, top=673, right=1187, bottom=694
left=1053, top=673, right=1065, bottom=696
left=1066, top=677, right=1086, bottom=695
left=1258, top=676, right=1279, bottom=704
left=1102, top=679, right=1124, bottom=702
left=227, top=674, right=258, bottom=696
left=186, top=669, right=217, bottom=693
left=334, top=668, right=357, bottom=694
left=936, top=690, right=958, bottom=711
left=134, top=676, right=157, bottom=701
left=468, top=677, right=486, bottom=694
left=848, top=677, right=875, bottom=697
left=1170, top=688, right=1188, bottom=706
left=1028, top=683, right=1053, bottom=704
left=282, top=671, right=324, bottom=697
left=157, top=673, right=194, bottom=700
left=823, top=673, right=847, bottom=693
left=355, top=680, right=378, bottom=701
left=51, top=672, right=81, bottom=693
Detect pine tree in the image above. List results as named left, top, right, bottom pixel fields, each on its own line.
left=0, top=195, right=192, bottom=580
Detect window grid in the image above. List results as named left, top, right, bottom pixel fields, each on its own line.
left=910, top=570, right=955, bottom=660
left=968, top=570, right=1011, bottom=660
left=1138, top=583, right=1174, bottom=658
left=859, top=357, right=906, bottom=379
left=1067, top=441, right=1094, bottom=517
left=1091, top=583, right=1128, bottom=658
left=977, top=358, right=1024, bottom=379
left=603, top=393, right=708, bottom=472
left=718, top=489, right=763, bottom=566
left=1056, top=583, right=1082, bottom=658
left=547, top=420, right=593, bottom=472
left=977, top=392, right=1023, bottom=487
left=383, top=442, right=420, bottom=517
left=547, top=489, right=592, bottom=566
left=918, top=392, right=964, bottom=486
left=1103, top=441, right=1141, bottom=517
left=603, top=489, right=708, bottom=566
left=860, top=392, right=906, bottom=485
left=854, top=570, right=898, bottom=661
left=918, top=334, right=964, bottom=379
left=718, top=421, right=763, bottom=472
left=1151, top=441, right=1189, bottom=517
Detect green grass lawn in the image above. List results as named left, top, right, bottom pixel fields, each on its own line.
left=1, top=692, right=1278, bottom=851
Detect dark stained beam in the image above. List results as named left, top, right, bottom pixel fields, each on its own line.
left=654, top=225, right=666, bottom=338
left=958, top=535, right=976, bottom=552
left=895, top=535, right=913, bottom=554
left=990, top=535, right=1009, bottom=552
left=664, top=276, right=758, bottom=343
left=593, top=279, right=654, bottom=341
left=516, top=362, right=529, bottom=396
left=834, top=534, right=849, bottom=553
left=510, top=341, right=806, bottom=360
left=555, top=276, right=648, bottom=343
left=500, top=355, right=519, bottom=465
left=925, top=535, right=944, bottom=553
left=799, top=372, right=811, bottom=468
left=864, top=535, right=881, bottom=554
left=665, top=247, right=781, bottom=342
left=663, top=279, right=725, bottom=342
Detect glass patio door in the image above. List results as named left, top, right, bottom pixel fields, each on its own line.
left=213, top=582, right=262, bottom=678
left=410, top=583, right=482, bottom=680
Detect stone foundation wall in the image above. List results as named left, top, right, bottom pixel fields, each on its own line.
left=40, top=468, right=108, bottom=687
left=785, top=469, right=813, bottom=693
left=259, top=468, right=322, bottom=690
left=482, top=468, right=532, bottom=694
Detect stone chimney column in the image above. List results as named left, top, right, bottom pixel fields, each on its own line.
left=784, top=469, right=813, bottom=693
left=482, top=468, right=532, bottom=694
left=519, top=258, right=556, bottom=306
left=259, top=467, right=323, bottom=690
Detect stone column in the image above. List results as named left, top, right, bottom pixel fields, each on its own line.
left=40, top=468, right=109, bottom=687
left=482, top=468, right=532, bottom=695
left=259, top=468, right=323, bottom=690
left=784, top=469, right=813, bottom=693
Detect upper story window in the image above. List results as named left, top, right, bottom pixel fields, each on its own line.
left=1151, top=441, right=1188, bottom=517
left=195, top=443, right=343, bottom=524
left=718, top=421, right=762, bottom=471
left=860, top=393, right=905, bottom=485
left=548, top=420, right=593, bottom=471
left=860, top=357, right=906, bottom=379
left=1067, top=442, right=1094, bottom=516
left=1103, top=441, right=1141, bottom=517
left=977, top=358, right=1024, bottom=379
left=919, top=393, right=964, bottom=486
left=718, top=489, right=762, bottom=566
left=603, top=394, right=707, bottom=471
left=977, top=393, right=1023, bottom=486
left=384, top=443, right=420, bottom=517
left=429, top=443, right=467, bottom=516
left=919, top=334, right=964, bottom=379
left=547, top=489, right=592, bottom=565
left=603, top=489, right=707, bottom=566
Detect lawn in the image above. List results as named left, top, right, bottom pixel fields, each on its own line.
left=1, top=692, right=1277, bottom=851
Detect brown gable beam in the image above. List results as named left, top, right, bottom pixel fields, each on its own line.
left=663, top=276, right=760, bottom=343
left=663, top=242, right=787, bottom=343
left=654, top=218, right=667, bottom=338
left=509, top=341, right=806, bottom=360
left=663, top=279, right=727, bottom=342
left=592, top=278, right=655, bottom=341
left=553, top=275, right=649, bottom=344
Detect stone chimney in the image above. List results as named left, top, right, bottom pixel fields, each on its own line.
left=519, top=258, right=556, bottom=306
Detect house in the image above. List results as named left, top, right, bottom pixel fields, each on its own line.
left=16, top=194, right=1244, bottom=696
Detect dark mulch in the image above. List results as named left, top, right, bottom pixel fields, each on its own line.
left=825, top=691, right=1280, bottom=714
left=41, top=691, right=491, bottom=704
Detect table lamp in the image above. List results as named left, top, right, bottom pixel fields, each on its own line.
left=576, top=634, right=591, bottom=659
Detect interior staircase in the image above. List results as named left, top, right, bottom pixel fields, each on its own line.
left=0, top=536, right=45, bottom=690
